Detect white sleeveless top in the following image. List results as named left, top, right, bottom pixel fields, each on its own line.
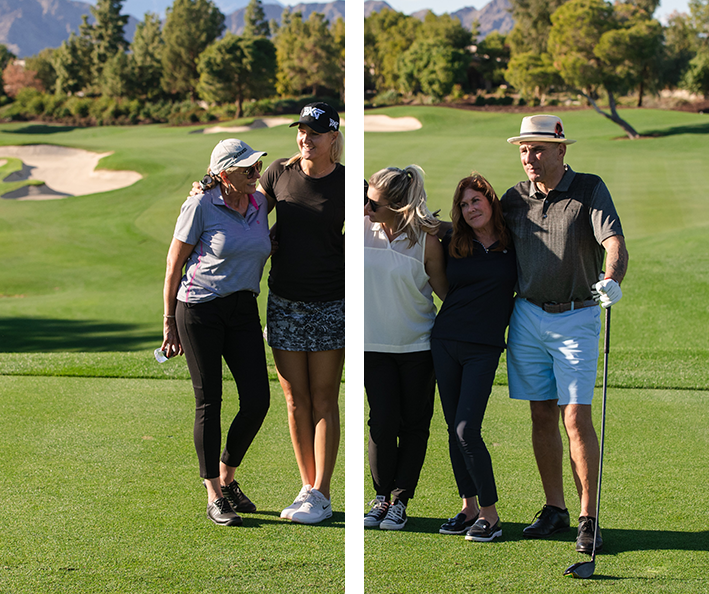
left=364, top=216, right=436, bottom=353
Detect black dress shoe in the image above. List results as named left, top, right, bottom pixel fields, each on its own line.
left=439, top=512, right=479, bottom=535
left=465, top=518, right=503, bottom=542
left=523, top=505, right=570, bottom=538
left=221, top=480, right=257, bottom=513
left=576, top=516, right=603, bottom=554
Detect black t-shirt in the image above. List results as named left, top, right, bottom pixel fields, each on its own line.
left=431, top=231, right=518, bottom=349
left=261, top=158, right=345, bottom=302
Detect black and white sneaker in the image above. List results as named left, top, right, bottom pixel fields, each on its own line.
left=221, top=480, right=257, bottom=513
left=380, top=500, right=407, bottom=530
left=364, top=496, right=389, bottom=528
left=439, top=512, right=479, bottom=535
left=207, top=497, right=243, bottom=526
left=465, top=518, right=502, bottom=542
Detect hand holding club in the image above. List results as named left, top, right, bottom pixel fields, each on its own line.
left=592, top=278, right=622, bottom=309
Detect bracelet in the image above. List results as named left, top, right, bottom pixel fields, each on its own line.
left=163, top=315, right=176, bottom=319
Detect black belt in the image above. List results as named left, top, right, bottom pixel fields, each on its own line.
left=526, top=299, right=597, bottom=314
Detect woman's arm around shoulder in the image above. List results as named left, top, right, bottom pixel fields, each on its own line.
left=256, top=183, right=277, bottom=213
left=424, top=232, right=448, bottom=301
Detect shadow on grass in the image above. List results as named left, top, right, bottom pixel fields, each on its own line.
left=0, top=317, right=159, bottom=352
left=642, top=121, right=709, bottom=138
left=605, top=528, right=709, bottom=553
left=241, top=510, right=344, bottom=529
left=404, top=519, right=708, bottom=553
left=1, top=124, right=79, bottom=135
left=406, top=518, right=532, bottom=540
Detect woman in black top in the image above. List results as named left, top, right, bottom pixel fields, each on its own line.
left=257, top=102, right=344, bottom=525
left=431, top=173, right=517, bottom=542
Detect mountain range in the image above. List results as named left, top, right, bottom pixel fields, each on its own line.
left=0, top=0, right=344, bottom=58
left=364, top=0, right=515, bottom=39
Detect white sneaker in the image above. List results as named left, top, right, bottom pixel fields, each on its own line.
left=380, top=500, right=407, bottom=530
left=364, top=496, right=389, bottom=528
left=291, top=488, right=332, bottom=524
left=280, top=484, right=312, bottom=520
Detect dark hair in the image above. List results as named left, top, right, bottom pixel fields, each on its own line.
left=449, top=172, right=510, bottom=258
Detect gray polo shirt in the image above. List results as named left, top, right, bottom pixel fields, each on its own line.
left=174, top=188, right=271, bottom=303
left=500, top=165, right=624, bottom=304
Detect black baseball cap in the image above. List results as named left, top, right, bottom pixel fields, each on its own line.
left=289, top=102, right=340, bottom=133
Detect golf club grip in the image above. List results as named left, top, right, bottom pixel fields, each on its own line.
left=604, top=307, right=611, bottom=354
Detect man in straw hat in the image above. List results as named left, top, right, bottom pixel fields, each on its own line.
left=501, top=114, right=628, bottom=554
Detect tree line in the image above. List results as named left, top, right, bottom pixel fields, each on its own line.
left=1, top=0, right=344, bottom=124
left=365, top=0, right=709, bottom=138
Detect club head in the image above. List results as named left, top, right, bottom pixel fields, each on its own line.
left=564, top=560, right=595, bottom=579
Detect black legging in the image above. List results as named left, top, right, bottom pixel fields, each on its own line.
left=176, top=291, right=270, bottom=479
left=364, top=350, right=435, bottom=505
left=431, top=339, right=501, bottom=507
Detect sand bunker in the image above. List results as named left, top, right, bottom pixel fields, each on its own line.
left=200, top=117, right=294, bottom=134
left=201, top=117, right=364, bottom=134
left=0, top=144, right=142, bottom=201
left=364, top=115, right=422, bottom=132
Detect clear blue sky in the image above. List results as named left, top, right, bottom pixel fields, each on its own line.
left=385, top=0, right=691, bottom=23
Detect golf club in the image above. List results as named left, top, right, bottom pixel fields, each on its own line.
left=564, top=306, right=611, bottom=579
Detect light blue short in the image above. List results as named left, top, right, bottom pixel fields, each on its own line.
left=507, top=297, right=601, bottom=406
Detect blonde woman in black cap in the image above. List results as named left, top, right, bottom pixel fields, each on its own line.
left=161, top=139, right=272, bottom=527
left=259, top=102, right=345, bottom=524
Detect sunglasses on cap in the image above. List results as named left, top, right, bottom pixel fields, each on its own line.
left=236, top=160, right=263, bottom=179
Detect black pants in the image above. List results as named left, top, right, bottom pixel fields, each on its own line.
left=177, top=292, right=270, bottom=479
left=431, top=339, right=501, bottom=507
left=364, top=350, right=435, bottom=504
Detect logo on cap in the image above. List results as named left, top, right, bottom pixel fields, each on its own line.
left=302, top=106, right=325, bottom=119
left=330, top=119, right=339, bottom=130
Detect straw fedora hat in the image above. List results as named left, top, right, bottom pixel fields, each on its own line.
left=507, top=114, right=576, bottom=145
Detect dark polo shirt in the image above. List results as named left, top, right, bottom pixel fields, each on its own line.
left=500, top=165, right=624, bottom=304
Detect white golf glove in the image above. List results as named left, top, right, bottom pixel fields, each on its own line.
left=592, top=278, right=622, bottom=309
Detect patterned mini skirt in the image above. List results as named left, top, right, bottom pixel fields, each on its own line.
left=266, top=292, right=345, bottom=352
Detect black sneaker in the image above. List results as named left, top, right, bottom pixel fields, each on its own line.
left=523, top=505, right=570, bottom=538
left=379, top=500, right=407, bottom=530
left=207, top=497, right=243, bottom=526
left=576, top=516, right=603, bottom=554
left=364, top=496, right=389, bottom=528
left=439, top=512, right=479, bottom=535
left=221, top=480, right=257, bottom=513
left=465, top=518, right=502, bottom=542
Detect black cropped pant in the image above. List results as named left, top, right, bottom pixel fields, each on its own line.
left=431, top=339, right=501, bottom=507
left=364, top=350, right=435, bottom=505
left=177, top=291, right=270, bottom=479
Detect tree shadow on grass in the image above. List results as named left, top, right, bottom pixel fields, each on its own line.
left=0, top=317, right=159, bottom=352
left=641, top=121, right=709, bottom=138
left=1, top=124, right=79, bottom=135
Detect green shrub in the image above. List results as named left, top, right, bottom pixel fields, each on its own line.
left=65, top=96, right=92, bottom=118
left=370, top=90, right=400, bottom=107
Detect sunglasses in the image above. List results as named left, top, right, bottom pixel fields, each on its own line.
left=236, top=160, right=263, bottom=179
left=367, top=198, right=389, bottom=212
